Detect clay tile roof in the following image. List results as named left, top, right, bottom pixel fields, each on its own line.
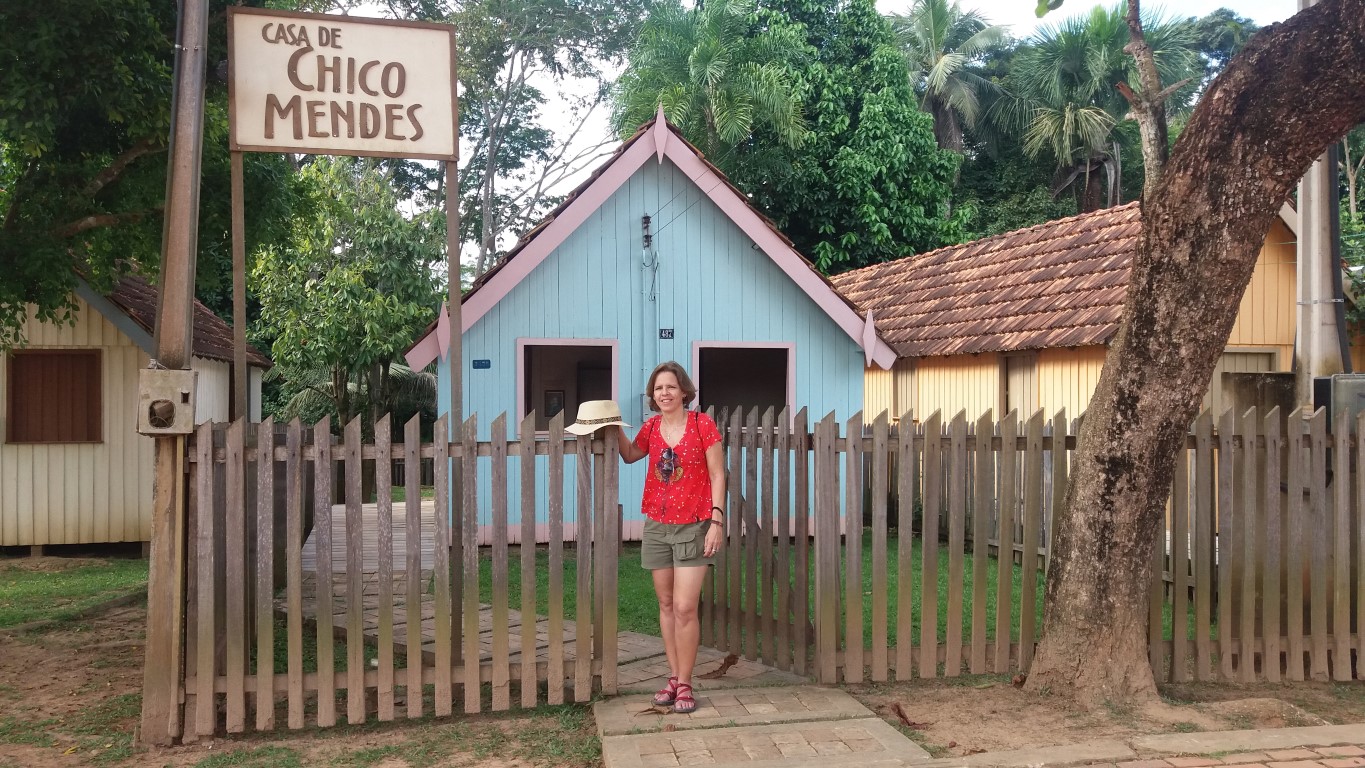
left=830, top=202, right=1142, bottom=358
left=105, top=274, right=272, bottom=367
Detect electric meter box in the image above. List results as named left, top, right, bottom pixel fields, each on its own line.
left=137, top=368, right=198, bottom=436
left=1315, top=374, right=1365, bottom=432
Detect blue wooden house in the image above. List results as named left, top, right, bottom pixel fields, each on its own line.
left=406, top=110, right=895, bottom=542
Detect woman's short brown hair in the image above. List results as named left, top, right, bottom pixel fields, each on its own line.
left=645, top=361, right=697, bottom=411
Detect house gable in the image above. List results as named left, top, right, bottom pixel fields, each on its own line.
left=407, top=111, right=896, bottom=371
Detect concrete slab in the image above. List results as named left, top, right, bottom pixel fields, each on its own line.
left=601, top=717, right=931, bottom=768
left=1132, top=724, right=1365, bottom=756
left=595, top=685, right=875, bottom=737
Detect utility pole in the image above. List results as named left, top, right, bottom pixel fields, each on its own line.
left=141, top=0, right=208, bottom=745
left=1294, top=0, right=1349, bottom=409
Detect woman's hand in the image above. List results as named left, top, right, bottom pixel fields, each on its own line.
left=704, top=522, right=724, bottom=557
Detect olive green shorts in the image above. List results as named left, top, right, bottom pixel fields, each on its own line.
left=641, top=518, right=715, bottom=570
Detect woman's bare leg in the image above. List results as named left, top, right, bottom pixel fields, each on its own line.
left=652, top=568, right=679, bottom=678
left=670, top=565, right=709, bottom=684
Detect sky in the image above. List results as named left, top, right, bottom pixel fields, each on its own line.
left=873, top=0, right=1298, bottom=36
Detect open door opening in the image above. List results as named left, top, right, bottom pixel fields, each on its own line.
left=696, top=346, right=789, bottom=415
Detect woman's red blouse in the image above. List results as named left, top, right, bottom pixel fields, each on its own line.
left=633, top=412, right=722, bottom=524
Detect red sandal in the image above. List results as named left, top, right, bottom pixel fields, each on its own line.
left=672, top=682, right=698, bottom=714
left=652, top=676, right=679, bottom=706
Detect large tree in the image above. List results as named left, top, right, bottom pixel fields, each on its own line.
left=0, top=0, right=298, bottom=348
left=1025, top=0, right=1365, bottom=705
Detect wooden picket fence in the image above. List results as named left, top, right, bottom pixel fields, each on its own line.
left=703, top=405, right=1365, bottom=684
left=173, top=403, right=1364, bottom=738
left=178, top=411, right=620, bottom=739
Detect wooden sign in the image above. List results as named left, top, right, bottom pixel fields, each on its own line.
left=227, top=7, right=457, bottom=160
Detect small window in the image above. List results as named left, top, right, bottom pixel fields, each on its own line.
left=696, top=346, right=790, bottom=414
left=6, top=350, right=102, bottom=443
left=521, top=342, right=614, bottom=432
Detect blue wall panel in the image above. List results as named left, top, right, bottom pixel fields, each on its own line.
left=436, top=158, right=865, bottom=536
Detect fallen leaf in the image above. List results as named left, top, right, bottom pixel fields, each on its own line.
left=965, top=747, right=986, bottom=755
left=663, top=724, right=677, bottom=732
left=890, top=702, right=931, bottom=730
left=1011, top=674, right=1027, bottom=688
left=697, top=654, right=740, bottom=679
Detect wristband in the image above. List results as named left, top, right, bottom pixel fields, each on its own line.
left=711, top=506, right=724, bottom=515
left=709, top=519, right=724, bottom=527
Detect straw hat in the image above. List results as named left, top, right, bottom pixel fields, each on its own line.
left=564, top=400, right=631, bottom=435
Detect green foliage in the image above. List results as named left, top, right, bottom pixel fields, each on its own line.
left=956, top=149, right=1077, bottom=239
left=744, top=0, right=962, bottom=272
left=888, top=0, right=1010, bottom=152
left=613, top=0, right=811, bottom=159
left=1189, top=7, right=1260, bottom=86
left=0, top=0, right=299, bottom=348
left=252, top=156, right=442, bottom=426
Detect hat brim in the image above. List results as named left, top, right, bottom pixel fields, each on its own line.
left=564, top=419, right=630, bottom=436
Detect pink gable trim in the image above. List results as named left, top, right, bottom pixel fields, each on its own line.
left=652, top=106, right=670, bottom=162
left=405, top=331, right=441, bottom=371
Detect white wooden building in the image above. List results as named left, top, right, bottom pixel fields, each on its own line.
left=0, top=275, right=269, bottom=549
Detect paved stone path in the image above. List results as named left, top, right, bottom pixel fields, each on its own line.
left=598, top=689, right=1365, bottom=768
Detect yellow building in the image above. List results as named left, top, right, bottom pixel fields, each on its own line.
left=0, top=275, right=270, bottom=550
left=832, top=202, right=1337, bottom=423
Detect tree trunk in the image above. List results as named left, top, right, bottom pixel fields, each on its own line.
left=1026, top=0, right=1365, bottom=706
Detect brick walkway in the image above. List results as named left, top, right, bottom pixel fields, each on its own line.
left=598, top=690, right=1365, bottom=768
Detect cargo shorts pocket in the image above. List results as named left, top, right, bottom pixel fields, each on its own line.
left=663, top=523, right=703, bottom=562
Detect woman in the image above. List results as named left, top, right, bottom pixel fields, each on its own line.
left=616, top=361, right=726, bottom=714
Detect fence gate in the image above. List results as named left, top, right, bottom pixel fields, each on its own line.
left=176, top=411, right=619, bottom=738
left=698, top=407, right=814, bottom=677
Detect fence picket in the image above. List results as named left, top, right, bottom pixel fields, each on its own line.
left=1309, top=408, right=1329, bottom=681
left=313, top=418, right=336, bottom=727
left=793, top=408, right=810, bottom=677
left=946, top=411, right=967, bottom=677
left=344, top=417, right=365, bottom=724
left=255, top=419, right=276, bottom=731
left=1332, top=410, right=1351, bottom=681
left=994, top=411, right=1016, bottom=674
left=574, top=429, right=593, bottom=702
left=761, top=407, right=776, bottom=666
left=224, top=419, right=247, bottom=732
left=434, top=417, right=455, bottom=720
left=520, top=411, right=538, bottom=708
left=602, top=426, right=621, bottom=696
left=971, top=411, right=994, bottom=675
left=547, top=412, right=566, bottom=705
left=844, top=412, right=864, bottom=683
left=458, top=416, right=479, bottom=712
left=1358, top=413, right=1365, bottom=682
left=897, top=411, right=916, bottom=679
left=815, top=413, right=840, bottom=683
left=194, top=421, right=217, bottom=737
left=1239, top=408, right=1258, bottom=683
left=1171, top=425, right=1190, bottom=683
left=776, top=407, right=792, bottom=671
left=1021, top=411, right=1043, bottom=673
left=374, top=416, right=394, bottom=722
left=1048, top=411, right=1068, bottom=580
left=491, top=414, right=511, bottom=711
left=745, top=407, right=760, bottom=661
left=921, top=410, right=942, bottom=679
left=728, top=408, right=744, bottom=656
left=285, top=419, right=305, bottom=728
left=1262, top=409, right=1281, bottom=683
left=1217, top=408, right=1234, bottom=681
left=1194, top=411, right=1214, bottom=681
left=871, top=411, right=889, bottom=681
left=405, top=416, right=427, bottom=719
left=701, top=407, right=716, bottom=651
left=1286, top=410, right=1306, bottom=681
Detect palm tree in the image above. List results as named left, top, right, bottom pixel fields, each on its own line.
left=1000, top=4, right=1199, bottom=212
left=612, top=0, right=809, bottom=168
left=888, top=0, right=1008, bottom=153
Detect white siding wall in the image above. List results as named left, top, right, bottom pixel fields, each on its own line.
left=0, top=300, right=155, bottom=545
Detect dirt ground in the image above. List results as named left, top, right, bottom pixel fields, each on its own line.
left=850, top=674, right=1359, bottom=759
left=5, top=556, right=1365, bottom=766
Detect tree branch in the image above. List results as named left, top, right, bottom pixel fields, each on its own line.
left=51, top=207, right=162, bottom=239
left=1120, top=0, right=1172, bottom=200
left=83, top=138, right=166, bottom=198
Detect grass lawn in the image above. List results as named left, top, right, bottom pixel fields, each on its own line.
left=0, top=557, right=148, bottom=629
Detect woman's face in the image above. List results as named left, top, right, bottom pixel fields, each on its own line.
left=652, top=371, right=683, bottom=414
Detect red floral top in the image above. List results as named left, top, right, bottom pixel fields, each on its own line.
left=633, top=411, right=723, bottom=524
